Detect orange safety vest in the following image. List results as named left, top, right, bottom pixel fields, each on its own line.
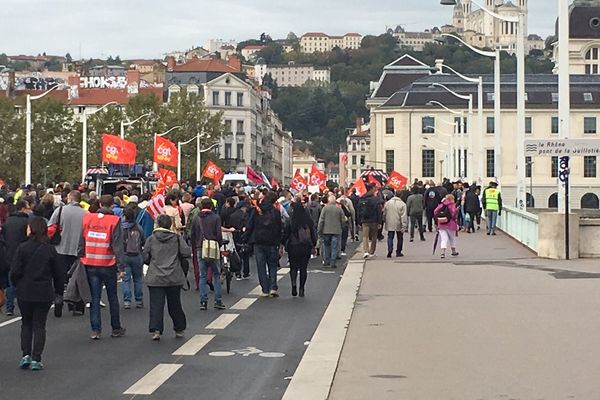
left=81, top=212, right=120, bottom=267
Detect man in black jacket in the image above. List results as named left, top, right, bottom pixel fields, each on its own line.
left=2, top=200, right=31, bottom=315
left=357, top=184, right=382, bottom=258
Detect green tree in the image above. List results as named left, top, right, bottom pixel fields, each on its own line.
left=86, top=105, right=124, bottom=166
left=0, top=97, right=25, bottom=182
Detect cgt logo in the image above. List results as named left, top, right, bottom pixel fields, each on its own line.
left=156, top=144, right=172, bottom=159
left=105, top=145, right=119, bottom=155
left=207, top=165, right=219, bottom=175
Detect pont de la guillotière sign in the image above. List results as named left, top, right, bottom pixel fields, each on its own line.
left=525, top=139, right=600, bottom=157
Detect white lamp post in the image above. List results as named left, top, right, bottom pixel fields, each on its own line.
left=153, top=125, right=182, bottom=172
left=120, top=112, right=151, bottom=139
left=177, top=136, right=220, bottom=182
left=427, top=100, right=465, bottom=178
left=558, top=0, right=570, bottom=213
left=81, top=101, right=119, bottom=182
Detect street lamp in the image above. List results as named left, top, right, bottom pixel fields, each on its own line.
left=526, top=159, right=534, bottom=207
left=558, top=0, right=570, bottom=213
left=441, top=0, right=526, bottom=210
left=25, top=84, right=63, bottom=185
left=177, top=135, right=220, bottom=182
left=426, top=100, right=465, bottom=178
left=120, top=112, right=152, bottom=139
left=81, top=101, right=119, bottom=182
left=153, top=125, right=183, bottom=172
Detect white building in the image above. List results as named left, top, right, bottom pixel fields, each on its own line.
left=254, top=60, right=331, bottom=87
left=345, top=120, right=371, bottom=186
left=205, top=39, right=238, bottom=54
left=299, top=32, right=362, bottom=53
left=389, top=26, right=442, bottom=51
left=240, top=45, right=266, bottom=61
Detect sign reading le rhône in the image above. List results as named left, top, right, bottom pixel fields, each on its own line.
left=525, top=139, right=600, bottom=157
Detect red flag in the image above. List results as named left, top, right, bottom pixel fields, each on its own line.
left=145, top=194, right=165, bottom=220
left=309, top=164, right=327, bottom=188
left=368, top=174, right=382, bottom=188
left=158, top=168, right=177, bottom=186
left=102, top=133, right=136, bottom=165
left=154, top=136, right=178, bottom=167
left=386, top=171, right=408, bottom=190
left=290, top=169, right=308, bottom=193
left=271, top=178, right=279, bottom=188
left=202, top=161, right=224, bottom=184
left=246, top=166, right=264, bottom=185
left=351, top=177, right=368, bottom=196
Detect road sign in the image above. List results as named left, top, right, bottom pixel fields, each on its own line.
left=525, top=139, right=600, bottom=157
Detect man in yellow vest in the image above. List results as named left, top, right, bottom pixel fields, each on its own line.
left=482, top=181, right=503, bottom=236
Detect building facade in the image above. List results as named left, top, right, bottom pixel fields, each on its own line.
left=292, top=149, right=324, bottom=181
left=299, top=32, right=362, bottom=53
left=389, top=26, right=442, bottom=51
left=345, top=120, right=370, bottom=187
left=254, top=60, right=330, bottom=87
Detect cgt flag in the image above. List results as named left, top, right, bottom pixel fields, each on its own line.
left=202, top=161, right=224, bottom=184
left=350, top=177, right=368, bottom=196
left=246, top=166, right=264, bottom=185
left=290, top=169, right=308, bottom=194
left=154, top=136, right=178, bottom=167
left=102, top=133, right=136, bottom=165
left=386, top=171, right=408, bottom=190
left=309, top=164, right=327, bottom=189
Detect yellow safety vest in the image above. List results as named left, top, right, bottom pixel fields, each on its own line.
left=484, top=188, right=500, bottom=211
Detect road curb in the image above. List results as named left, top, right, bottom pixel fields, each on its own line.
left=281, top=257, right=365, bottom=400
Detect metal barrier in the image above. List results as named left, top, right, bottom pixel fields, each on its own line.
left=496, top=206, right=539, bottom=252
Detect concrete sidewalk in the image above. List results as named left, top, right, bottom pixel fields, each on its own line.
left=329, top=230, right=600, bottom=399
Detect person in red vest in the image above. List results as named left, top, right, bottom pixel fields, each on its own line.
left=79, top=195, right=126, bottom=340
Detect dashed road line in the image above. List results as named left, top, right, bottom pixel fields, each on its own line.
left=205, top=313, right=239, bottom=330
left=249, top=285, right=263, bottom=296
left=124, top=363, right=183, bottom=395
left=0, top=317, right=21, bottom=328
left=277, top=267, right=290, bottom=275
left=172, top=334, right=215, bottom=356
left=230, top=298, right=257, bottom=310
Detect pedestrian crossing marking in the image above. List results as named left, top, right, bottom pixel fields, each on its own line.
left=230, top=298, right=257, bottom=310
left=205, top=313, right=239, bottom=330
left=123, top=363, right=182, bottom=395
left=172, top=334, right=215, bottom=356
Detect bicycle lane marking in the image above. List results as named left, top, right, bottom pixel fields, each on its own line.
left=230, top=298, right=257, bottom=310
left=124, top=363, right=183, bottom=395
left=205, top=313, right=239, bottom=330
left=172, top=334, right=216, bottom=356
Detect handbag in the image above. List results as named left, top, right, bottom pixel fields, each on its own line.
left=202, top=239, right=220, bottom=261
left=48, top=206, right=63, bottom=245
left=176, top=236, right=191, bottom=291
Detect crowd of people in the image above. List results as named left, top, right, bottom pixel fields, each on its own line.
left=0, top=176, right=502, bottom=370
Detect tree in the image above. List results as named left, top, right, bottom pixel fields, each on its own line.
left=0, top=97, right=25, bottom=183
left=86, top=105, right=125, bottom=167
left=65, top=52, right=73, bottom=63
left=256, top=43, right=284, bottom=65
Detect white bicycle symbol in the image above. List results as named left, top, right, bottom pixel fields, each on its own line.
left=209, top=346, right=285, bottom=358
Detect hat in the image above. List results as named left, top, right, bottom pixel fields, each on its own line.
left=128, top=195, right=139, bottom=203
left=489, top=181, right=498, bottom=187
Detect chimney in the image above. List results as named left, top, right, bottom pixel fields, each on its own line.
left=434, top=59, right=444, bottom=74
left=355, top=117, right=362, bottom=134
left=227, top=54, right=241, bottom=72
left=127, top=69, right=140, bottom=85
left=167, top=56, right=176, bottom=71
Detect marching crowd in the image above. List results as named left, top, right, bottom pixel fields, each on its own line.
left=0, top=176, right=502, bottom=370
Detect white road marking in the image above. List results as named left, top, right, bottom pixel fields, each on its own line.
left=249, top=285, right=264, bottom=296
left=277, top=274, right=287, bottom=282
left=209, top=351, right=235, bottom=357
left=0, top=317, right=21, bottom=328
left=172, top=334, right=215, bottom=356
left=205, top=313, right=239, bottom=330
left=277, top=267, right=290, bottom=275
left=123, top=363, right=182, bottom=395
left=230, top=298, right=257, bottom=310
left=259, top=352, right=286, bottom=358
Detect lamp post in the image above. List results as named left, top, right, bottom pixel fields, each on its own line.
left=426, top=100, right=464, bottom=178
left=526, top=159, right=534, bottom=207
left=153, top=125, right=183, bottom=172
left=120, top=112, right=152, bottom=139
left=441, top=0, right=526, bottom=209
left=82, top=101, right=119, bottom=182
left=25, top=85, right=62, bottom=185
left=423, top=126, right=453, bottom=179
left=558, top=0, right=570, bottom=213
left=177, top=136, right=220, bottom=182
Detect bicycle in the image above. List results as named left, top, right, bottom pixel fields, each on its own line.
left=220, top=240, right=233, bottom=294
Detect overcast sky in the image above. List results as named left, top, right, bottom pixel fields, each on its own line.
left=2, top=0, right=557, bottom=59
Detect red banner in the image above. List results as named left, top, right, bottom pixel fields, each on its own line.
left=271, top=178, right=279, bottom=188
left=309, top=164, right=327, bottom=188
left=386, top=171, right=408, bottom=190
left=102, top=133, right=137, bottom=165
left=246, top=166, right=264, bottom=185
left=368, top=174, right=382, bottom=188
left=154, top=136, right=178, bottom=167
left=350, top=177, right=368, bottom=196
left=290, top=169, right=308, bottom=193
left=202, top=161, right=224, bottom=184
left=158, top=168, right=177, bottom=186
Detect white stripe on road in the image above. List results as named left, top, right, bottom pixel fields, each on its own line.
left=0, top=317, right=21, bottom=328
left=172, top=334, right=215, bottom=356
left=124, top=363, right=182, bottom=395
left=205, top=313, right=239, bottom=330
left=230, top=298, right=257, bottom=310
left=249, top=285, right=264, bottom=296
left=277, top=267, right=290, bottom=275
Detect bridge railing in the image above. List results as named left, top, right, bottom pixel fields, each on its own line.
left=496, top=206, right=539, bottom=252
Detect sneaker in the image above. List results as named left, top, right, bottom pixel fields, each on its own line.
left=322, top=261, right=330, bottom=266
left=200, top=302, right=208, bottom=310
left=100, top=301, right=106, bottom=308
left=420, top=237, right=426, bottom=242
left=123, top=302, right=131, bottom=310
left=451, top=252, right=459, bottom=257
left=30, top=361, right=44, bottom=371
left=363, top=253, right=370, bottom=259
left=492, top=232, right=497, bottom=236
left=135, top=302, right=144, bottom=309
left=258, top=292, right=270, bottom=298
left=152, top=331, right=161, bottom=341
left=269, top=289, right=279, bottom=298
left=5, top=310, right=14, bottom=317
left=387, top=252, right=392, bottom=258
left=242, top=274, right=251, bottom=280
left=236, top=274, right=243, bottom=281
left=90, top=331, right=101, bottom=340
left=214, top=302, right=226, bottom=310
left=410, top=238, right=414, bottom=242
left=310, top=254, right=316, bottom=259
left=111, top=328, right=126, bottom=338
left=440, top=254, right=446, bottom=259
left=291, top=286, right=298, bottom=297
left=19, top=355, right=31, bottom=369
left=396, top=253, right=404, bottom=257
left=175, top=331, right=185, bottom=338
left=341, top=252, right=347, bottom=256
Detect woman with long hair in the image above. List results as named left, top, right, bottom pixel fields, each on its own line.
left=10, top=217, right=64, bottom=370
left=282, top=201, right=317, bottom=297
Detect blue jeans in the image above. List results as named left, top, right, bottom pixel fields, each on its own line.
left=5, top=275, right=15, bottom=313
left=86, top=266, right=122, bottom=333
left=487, top=210, right=498, bottom=234
left=340, top=226, right=349, bottom=253
left=254, top=245, right=278, bottom=294
left=322, top=234, right=339, bottom=267
left=387, top=231, right=404, bottom=255
left=199, top=258, right=222, bottom=303
left=122, top=255, right=144, bottom=304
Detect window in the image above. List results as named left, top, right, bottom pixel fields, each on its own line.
left=385, top=150, right=394, bottom=173
left=385, top=118, right=394, bottom=134
left=422, top=149, right=435, bottom=177
left=237, top=144, right=244, bottom=160
left=225, top=143, right=232, bottom=159
left=224, top=120, right=232, bottom=133
left=551, top=156, right=559, bottom=178
left=525, top=117, right=532, bottom=134
left=237, top=92, right=244, bottom=106
left=236, top=120, right=244, bottom=134
left=225, top=92, right=232, bottom=106
left=486, top=117, right=495, bottom=134
left=551, top=116, right=559, bottom=134
left=351, top=169, right=357, bottom=179
left=352, top=141, right=357, bottom=151
left=212, top=91, right=219, bottom=105
left=551, top=93, right=559, bottom=102
left=486, top=93, right=495, bottom=102
left=351, top=155, right=357, bottom=165
left=584, top=92, right=593, bottom=102
left=526, top=156, right=532, bottom=178
left=585, top=46, right=600, bottom=75
left=584, top=156, right=597, bottom=177
left=454, top=116, right=467, bottom=134
left=422, top=116, right=435, bottom=134
left=360, top=155, right=365, bottom=166
left=360, top=142, right=366, bottom=152
left=486, top=149, right=495, bottom=177
left=168, top=85, right=181, bottom=102
left=187, top=84, right=199, bottom=97
left=584, top=117, right=597, bottom=134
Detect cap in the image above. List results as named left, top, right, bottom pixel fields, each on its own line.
left=128, top=195, right=139, bottom=203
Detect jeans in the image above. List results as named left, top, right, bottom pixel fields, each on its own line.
left=322, top=234, right=339, bottom=267
left=86, top=266, right=122, bottom=333
left=362, top=222, right=379, bottom=254
left=254, top=245, right=279, bottom=294
left=5, top=275, right=15, bottom=313
left=122, top=254, right=144, bottom=305
left=18, top=300, right=51, bottom=362
left=487, top=210, right=498, bottom=234
left=387, top=231, right=404, bottom=255
left=340, top=226, right=349, bottom=253
left=410, top=216, right=425, bottom=239
left=199, top=258, right=222, bottom=303
left=148, top=286, right=186, bottom=334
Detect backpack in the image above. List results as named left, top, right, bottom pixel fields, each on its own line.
left=436, top=204, right=450, bottom=225
left=295, top=226, right=312, bottom=246
left=358, top=197, right=377, bottom=222
left=124, top=225, right=142, bottom=255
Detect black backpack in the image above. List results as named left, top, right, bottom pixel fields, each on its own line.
left=358, top=197, right=376, bottom=222
left=436, top=204, right=450, bottom=224
left=294, top=226, right=312, bottom=246
left=124, top=225, right=142, bottom=255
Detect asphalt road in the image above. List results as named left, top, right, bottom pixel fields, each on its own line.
left=0, top=242, right=357, bottom=400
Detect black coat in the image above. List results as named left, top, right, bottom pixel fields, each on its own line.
left=10, top=238, right=64, bottom=303
left=464, top=190, right=481, bottom=214
left=1, top=212, right=30, bottom=265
